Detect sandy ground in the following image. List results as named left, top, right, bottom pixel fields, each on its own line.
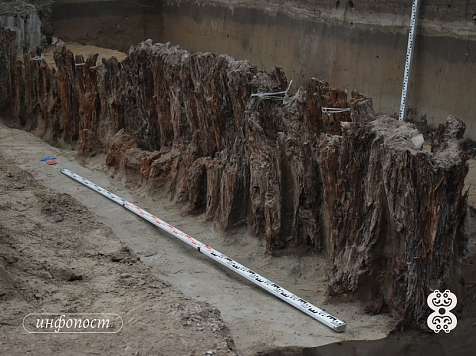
left=0, top=112, right=396, bottom=355
left=0, top=122, right=238, bottom=355
left=50, top=42, right=127, bottom=67
left=19, top=43, right=128, bottom=68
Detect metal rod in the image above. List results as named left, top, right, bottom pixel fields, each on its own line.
left=251, top=80, right=293, bottom=104
left=61, top=169, right=346, bottom=332
left=322, top=107, right=351, bottom=114
left=399, top=0, right=420, bottom=121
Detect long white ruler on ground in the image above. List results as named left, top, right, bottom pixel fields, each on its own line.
left=61, top=169, right=346, bottom=332
left=399, top=0, right=420, bottom=122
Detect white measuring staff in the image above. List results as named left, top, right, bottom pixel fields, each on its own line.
left=61, top=168, right=346, bottom=332
left=399, top=0, right=420, bottom=121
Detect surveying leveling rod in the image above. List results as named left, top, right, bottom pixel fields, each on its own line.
left=61, top=169, right=346, bottom=332
left=399, top=0, right=420, bottom=121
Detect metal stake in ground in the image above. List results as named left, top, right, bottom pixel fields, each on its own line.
left=61, top=169, right=346, bottom=332
left=399, top=0, right=420, bottom=121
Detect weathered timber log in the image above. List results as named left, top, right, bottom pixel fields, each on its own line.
left=319, top=116, right=467, bottom=328
left=0, top=29, right=467, bottom=329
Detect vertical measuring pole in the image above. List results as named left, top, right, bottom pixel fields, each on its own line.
left=399, top=0, right=420, bottom=121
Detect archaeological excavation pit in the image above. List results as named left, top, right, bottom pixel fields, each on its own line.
left=1, top=1, right=476, bottom=355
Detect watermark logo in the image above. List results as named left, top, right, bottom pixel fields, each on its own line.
left=22, top=313, right=123, bottom=334
left=427, top=289, right=457, bottom=333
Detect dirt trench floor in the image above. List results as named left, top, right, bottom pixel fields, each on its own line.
left=0, top=122, right=238, bottom=355
left=0, top=112, right=398, bottom=355
left=1, top=111, right=476, bottom=355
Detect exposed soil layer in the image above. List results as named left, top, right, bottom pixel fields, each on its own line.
left=42, top=41, right=128, bottom=68
left=0, top=111, right=476, bottom=356
left=0, top=1, right=475, bottom=354
left=53, top=0, right=163, bottom=51
left=2, top=115, right=476, bottom=355
left=51, top=0, right=476, bottom=138
left=0, top=117, right=396, bottom=355
left=0, top=26, right=469, bottom=333
left=0, top=150, right=238, bottom=356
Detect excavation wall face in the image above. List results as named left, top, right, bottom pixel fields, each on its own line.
left=52, top=0, right=163, bottom=51
left=0, top=27, right=468, bottom=329
left=0, top=4, right=41, bottom=55
left=50, top=0, right=476, bottom=138
left=161, top=0, right=476, bottom=137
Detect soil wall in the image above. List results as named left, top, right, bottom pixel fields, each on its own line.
left=0, top=2, right=41, bottom=55
left=52, top=0, right=163, bottom=51
left=50, top=0, right=476, bottom=138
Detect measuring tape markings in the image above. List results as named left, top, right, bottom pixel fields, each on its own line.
left=61, top=169, right=346, bottom=332
left=399, top=0, right=420, bottom=121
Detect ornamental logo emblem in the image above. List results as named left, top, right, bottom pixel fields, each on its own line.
left=427, top=289, right=457, bottom=333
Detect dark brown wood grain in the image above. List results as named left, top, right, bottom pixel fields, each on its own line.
left=0, top=30, right=467, bottom=329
